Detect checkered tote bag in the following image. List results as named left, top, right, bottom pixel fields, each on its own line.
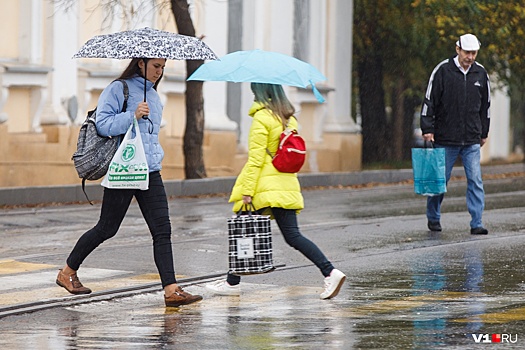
left=228, top=206, right=274, bottom=275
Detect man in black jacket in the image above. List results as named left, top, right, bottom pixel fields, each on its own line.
left=420, top=33, right=490, bottom=235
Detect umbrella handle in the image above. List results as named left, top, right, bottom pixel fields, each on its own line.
left=143, top=59, right=148, bottom=102
left=140, top=59, right=153, bottom=133
left=142, top=67, right=149, bottom=119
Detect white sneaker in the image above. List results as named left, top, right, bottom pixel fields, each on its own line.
left=320, top=269, right=346, bottom=299
left=205, top=280, right=241, bottom=296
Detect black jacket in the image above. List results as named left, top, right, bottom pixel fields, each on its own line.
left=420, top=57, right=491, bottom=146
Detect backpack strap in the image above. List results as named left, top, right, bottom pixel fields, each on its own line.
left=82, top=79, right=129, bottom=205
left=285, top=116, right=298, bottom=130
left=115, top=79, right=129, bottom=112
left=81, top=178, right=93, bottom=205
left=266, top=116, right=295, bottom=158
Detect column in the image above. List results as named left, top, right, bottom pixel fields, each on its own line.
left=19, top=0, right=43, bottom=64
left=484, top=85, right=510, bottom=160
left=39, top=1, right=79, bottom=126
left=324, top=0, right=357, bottom=133
left=200, top=0, right=236, bottom=132
left=293, top=0, right=310, bottom=61
left=226, top=0, right=244, bottom=138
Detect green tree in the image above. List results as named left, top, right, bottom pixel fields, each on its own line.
left=354, top=0, right=431, bottom=164
left=353, top=0, right=388, bottom=164
left=354, top=0, right=525, bottom=165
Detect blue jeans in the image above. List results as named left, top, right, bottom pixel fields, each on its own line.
left=227, top=207, right=334, bottom=286
left=426, top=144, right=485, bottom=228
left=67, top=171, right=176, bottom=288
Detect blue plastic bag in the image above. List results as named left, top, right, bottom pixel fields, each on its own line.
left=411, top=147, right=447, bottom=196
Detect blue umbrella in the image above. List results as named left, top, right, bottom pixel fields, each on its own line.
left=187, top=49, right=327, bottom=103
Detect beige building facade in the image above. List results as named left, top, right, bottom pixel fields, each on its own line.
left=0, top=0, right=359, bottom=189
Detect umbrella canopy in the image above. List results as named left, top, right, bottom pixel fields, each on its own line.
left=73, top=27, right=217, bottom=61
left=73, top=27, right=217, bottom=103
left=187, top=49, right=327, bottom=103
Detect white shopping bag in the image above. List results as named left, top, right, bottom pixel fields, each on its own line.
left=101, top=119, right=149, bottom=190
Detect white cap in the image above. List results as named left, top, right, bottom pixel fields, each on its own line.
left=456, top=34, right=481, bottom=51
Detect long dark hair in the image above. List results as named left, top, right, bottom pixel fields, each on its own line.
left=117, top=58, right=163, bottom=90
left=251, top=83, right=295, bottom=127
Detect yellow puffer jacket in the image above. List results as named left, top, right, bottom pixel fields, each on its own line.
left=229, top=102, right=304, bottom=214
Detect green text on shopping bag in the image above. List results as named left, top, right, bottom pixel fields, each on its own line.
left=101, top=120, right=149, bottom=190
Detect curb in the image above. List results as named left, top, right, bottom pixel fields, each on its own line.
left=0, top=164, right=522, bottom=207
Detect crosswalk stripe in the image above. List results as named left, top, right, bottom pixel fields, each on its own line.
left=0, top=261, right=194, bottom=308
left=454, top=306, right=525, bottom=323
left=351, top=291, right=467, bottom=315
left=0, top=260, right=55, bottom=275
left=0, top=267, right=130, bottom=291
left=0, top=273, right=162, bottom=306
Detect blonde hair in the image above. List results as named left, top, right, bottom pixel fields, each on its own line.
left=250, top=83, right=295, bottom=127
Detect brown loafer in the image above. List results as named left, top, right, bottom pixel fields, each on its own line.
left=56, top=269, right=92, bottom=295
left=165, top=287, right=203, bottom=307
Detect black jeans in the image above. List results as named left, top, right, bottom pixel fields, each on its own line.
left=227, top=207, right=334, bottom=286
left=67, top=171, right=176, bottom=288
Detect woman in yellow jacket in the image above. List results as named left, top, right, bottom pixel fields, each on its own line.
left=206, top=83, right=346, bottom=299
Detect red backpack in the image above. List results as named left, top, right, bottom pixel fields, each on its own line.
left=267, top=128, right=307, bottom=173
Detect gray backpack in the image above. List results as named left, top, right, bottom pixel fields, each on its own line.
left=72, top=79, right=129, bottom=203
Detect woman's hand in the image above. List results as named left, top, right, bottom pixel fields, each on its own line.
left=135, top=102, right=150, bottom=119
left=242, top=195, right=252, bottom=204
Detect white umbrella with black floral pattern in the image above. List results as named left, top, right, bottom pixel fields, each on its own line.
left=73, top=27, right=218, bottom=100
left=73, top=27, right=217, bottom=61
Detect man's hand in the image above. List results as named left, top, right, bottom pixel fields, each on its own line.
left=422, top=133, right=434, bottom=142
left=480, top=138, right=487, bottom=147
left=242, top=195, right=252, bottom=204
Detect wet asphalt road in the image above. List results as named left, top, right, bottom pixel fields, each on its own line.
left=0, top=171, right=524, bottom=349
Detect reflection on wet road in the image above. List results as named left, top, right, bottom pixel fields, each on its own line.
left=1, top=261, right=524, bottom=350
